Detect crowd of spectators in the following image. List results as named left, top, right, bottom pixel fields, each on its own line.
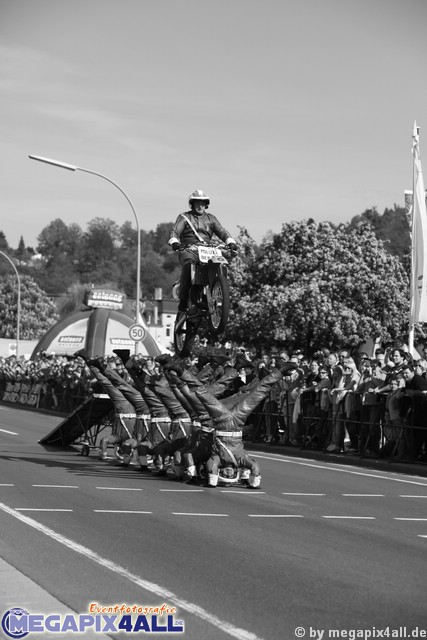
left=0, top=351, right=93, bottom=413
left=248, top=343, right=427, bottom=463
left=1, top=342, right=427, bottom=464
left=0, top=351, right=166, bottom=414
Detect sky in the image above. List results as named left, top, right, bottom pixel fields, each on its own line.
left=0, top=0, right=426, bottom=250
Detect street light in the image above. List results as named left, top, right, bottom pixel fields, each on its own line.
left=28, top=154, right=141, bottom=353
left=0, top=251, right=21, bottom=358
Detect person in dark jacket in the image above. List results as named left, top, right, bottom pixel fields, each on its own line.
left=168, top=189, right=237, bottom=312
left=399, top=364, right=427, bottom=459
left=192, top=360, right=293, bottom=488
left=87, top=359, right=137, bottom=463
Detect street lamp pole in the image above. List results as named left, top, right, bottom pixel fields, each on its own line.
left=28, top=154, right=141, bottom=353
left=0, top=251, right=21, bottom=358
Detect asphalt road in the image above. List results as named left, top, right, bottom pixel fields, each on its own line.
left=1, top=405, right=427, bottom=640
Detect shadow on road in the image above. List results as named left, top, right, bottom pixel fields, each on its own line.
left=0, top=446, right=173, bottom=482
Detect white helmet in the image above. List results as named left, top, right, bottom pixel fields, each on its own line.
left=248, top=474, right=262, bottom=489
left=189, top=189, right=210, bottom=207
left=220, top=466, right=239, bottom=480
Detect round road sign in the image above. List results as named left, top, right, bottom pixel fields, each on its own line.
left=129, top=324, right=146, bottom=342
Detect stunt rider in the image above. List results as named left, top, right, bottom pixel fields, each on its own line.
left=168, top=189, right=237, bottom=313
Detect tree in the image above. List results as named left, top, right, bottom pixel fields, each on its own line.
left=0, top=231, right=9, bottom=252
left=148, top=222, right=174, bottom=256
left=15, top=236, right=27, bottom=260
left=76, top=217, right=120, bottom=284
left=139, top=251, right=178, bottom=298
left=56, top=283, right=90, bottom=319
left=0, top=274, right=59, bottom=339
left=350, top=205, right=410, bottom=261
left=34, top=219, right=82, bottom=293
left=35, top=254, right=81, bottom=295
left=37, top=219, right=82, bottom=261
left=225, top=221, right=411, bottom=354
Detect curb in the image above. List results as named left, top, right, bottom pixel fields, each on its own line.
left=0, top=559, right=112, bottom=640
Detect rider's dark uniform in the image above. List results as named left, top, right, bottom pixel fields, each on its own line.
left=168, top=211, right=235, bottom=310
left=195, top=369, right=285, bottom=488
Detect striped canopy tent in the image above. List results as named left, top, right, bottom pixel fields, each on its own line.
left=31, top=307, right=162, bottom=359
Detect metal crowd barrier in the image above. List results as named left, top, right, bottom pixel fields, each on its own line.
left=248, top=386, right=427, bottom=464
left=0, top=377, right=89, bottom=414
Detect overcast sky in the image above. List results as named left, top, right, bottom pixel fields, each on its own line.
left=1, top=0, right=426, bottom=250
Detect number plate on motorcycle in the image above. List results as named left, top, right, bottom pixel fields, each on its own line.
left=198, top=246, right=224, bottom=263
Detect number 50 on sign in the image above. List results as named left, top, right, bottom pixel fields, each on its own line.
left=129, top=324, right=146, bottom=342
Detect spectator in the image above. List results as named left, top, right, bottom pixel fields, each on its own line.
left=421, top=343, right=427, bottom=361
left=281, top=363, right=304, bottom=446
left=374, top=348, right=386, bottom=369
left=310, top=365, right=333, bottom=449
left=398, top=364, right=427, bottom=460
left=390, top=348, right=410, bottom=373
left=381, top=377, right=404, bottom=458
left=325, top=358, right=345, bottom=452
left=356, top=359, right=385, bottom=456
left=414, top=359, right=427, bottom=379
left=299, top=360, right=321, bottom=445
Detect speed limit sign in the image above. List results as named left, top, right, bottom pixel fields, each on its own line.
left=129, top=324, right=146, bottom=342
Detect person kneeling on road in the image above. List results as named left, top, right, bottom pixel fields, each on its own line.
left=194, top=359, right=294, bottom=488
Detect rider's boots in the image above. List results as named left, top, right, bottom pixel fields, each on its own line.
left=178, top=264, right=192, bottom=311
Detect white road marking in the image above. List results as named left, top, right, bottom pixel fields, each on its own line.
left=342, top=494, right=384, bottom=497
left=322, top=516, right=376, bottom=519
left=248, top=514, right=303, bottom=518
left=15, top=508, right=74, bottom=512
left=282, top=492, right=325, bottom=496
left=94, top=510, right=152, bottom=514
left=400, top=495, right=427, bottom=498
left=0, top=428, right=18, bottom=435
left=172, top=512, right=229, bottom=517
left=0, top=484, right=14, bottom=487
left=418, top=535, right=427, bottom=538
left=394, top=518, right=427, bottom=521
left=0, top=502, right=263, bottom=640
left=252, top=453, right=427, bottom=486
left=32, top=485, right=79, bottom=488
left=95, top=487, right=143, bottom=491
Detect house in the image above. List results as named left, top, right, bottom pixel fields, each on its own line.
left=142, top=288, right=178, bottom=352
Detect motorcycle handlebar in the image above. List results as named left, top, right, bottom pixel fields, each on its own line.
left=178, top=243, right=236, bottom=253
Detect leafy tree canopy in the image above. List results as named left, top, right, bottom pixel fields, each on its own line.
left=225, top=220, right=411, bottom=355
left=350, top=205, right=410, bottom=261
left=0, top=274, right=59, bottom=340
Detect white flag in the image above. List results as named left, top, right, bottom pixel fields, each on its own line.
left=410, top=122, right=427, bottom=323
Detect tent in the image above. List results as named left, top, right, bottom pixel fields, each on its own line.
left=31, top=307, right=162, bottom=359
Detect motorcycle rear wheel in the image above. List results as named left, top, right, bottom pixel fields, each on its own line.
left=208, top=275, right=230, bottom=334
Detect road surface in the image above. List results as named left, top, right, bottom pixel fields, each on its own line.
left=0, top=405, right=426, bottom=639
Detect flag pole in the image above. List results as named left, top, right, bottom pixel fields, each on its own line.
left=408, top=122, right=417, bottom=355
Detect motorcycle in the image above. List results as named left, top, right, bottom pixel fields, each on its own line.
left=173, top=243, right=233, bottom=356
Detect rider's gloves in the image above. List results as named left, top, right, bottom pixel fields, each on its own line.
left=228, top=242, right=237, bottom=252
left=171, top=242, right=181, bottom=252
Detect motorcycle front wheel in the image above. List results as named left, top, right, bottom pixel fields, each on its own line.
left=208, top=275, right=230, bottom=335
left=173, top=314, right=196, bottom=356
